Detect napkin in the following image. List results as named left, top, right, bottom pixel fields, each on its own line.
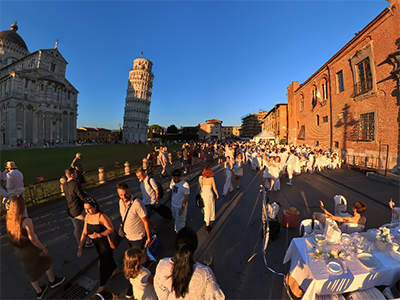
left=324, top=218, right=342, bottom=243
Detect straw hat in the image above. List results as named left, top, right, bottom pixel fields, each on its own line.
left=6, top=161, right=17, bottom=169
left=286, top=207, right=300, bottom=215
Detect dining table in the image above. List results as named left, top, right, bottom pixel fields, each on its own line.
left=283, top=225, right=400, bottom=300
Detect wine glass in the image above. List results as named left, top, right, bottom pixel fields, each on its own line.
left=203, top=252, right=213, bottom=266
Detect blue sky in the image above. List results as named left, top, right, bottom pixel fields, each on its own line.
left=2, top=0, right=388, bottom=130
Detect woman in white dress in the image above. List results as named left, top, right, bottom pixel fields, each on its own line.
left=222, top=156, right=233, bottom=197
left=196, top=167, right=219, bottom=233
left=233, top=154, right=244, bottom=189
left=124, top=248, right=157, bottom=300
left=154, top=227, right=225, bottom=300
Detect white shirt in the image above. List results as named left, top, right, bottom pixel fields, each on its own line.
left=119, top=197, right=147, bottom=241
left=140, top=176, right=157, bottom=205
left=154, top=258, right=225, bottom=300
left=169, top=180, right=190, bottom=208
left=6, top=169, right=25, bottom=197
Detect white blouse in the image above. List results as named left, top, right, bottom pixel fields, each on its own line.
left=154, top=258, right=225, bottom=300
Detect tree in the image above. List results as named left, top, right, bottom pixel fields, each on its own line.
left=167, top=124, right=178, bottom=133
left=148, top=124, right=164, bottom=138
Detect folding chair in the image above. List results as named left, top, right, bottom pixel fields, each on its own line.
left=299, top=219, right=324, bottom=237
left=334, top=195, right=350, bottom=217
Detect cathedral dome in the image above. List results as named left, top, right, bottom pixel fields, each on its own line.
left=0, top=22, right=28, bottom=51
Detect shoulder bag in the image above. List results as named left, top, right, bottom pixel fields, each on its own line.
left=118, top=198, right=135, bottom=237
left=196, top=177, right=205, bottom=209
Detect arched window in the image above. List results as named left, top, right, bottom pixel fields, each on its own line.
left=312, top=87, right=317, bottom=107
left=322, top=78, right=328, bottom=100
left=300, top=95, right=304, bottom=111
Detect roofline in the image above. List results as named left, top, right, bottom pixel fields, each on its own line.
left=296, top=6, right=391, bottom=90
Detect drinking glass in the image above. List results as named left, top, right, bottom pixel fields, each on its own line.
left=203, top=252, right=213, bottom=266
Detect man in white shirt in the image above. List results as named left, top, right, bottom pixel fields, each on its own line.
left=6, top=161, right=25, bottom=198
left=166, top=169, right=190, bottom=232
left=136, top=168, right=159, bottom=231
left=286, top=150, right=299, bottom=186
left=117, top=181, right=151, bottom=299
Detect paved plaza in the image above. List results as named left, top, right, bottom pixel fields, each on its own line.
left=1, top=158, right=398, bottom=300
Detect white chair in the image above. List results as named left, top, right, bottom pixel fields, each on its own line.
left=345, top=287, right=386, bottom=300
left=316, top=295, right=345, bottom=300
left=334, top=195, right=348, bottom=216
left=339, top=223, right=365, bottom=234
left=299, top=219, right=324, bottom=237
left=392, top=207, right=400, bottom=224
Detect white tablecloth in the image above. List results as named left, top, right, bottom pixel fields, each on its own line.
left=283, top=236, right=400, bottom=300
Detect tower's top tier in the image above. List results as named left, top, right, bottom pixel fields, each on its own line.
left=133, top=58, right=153, bottom=72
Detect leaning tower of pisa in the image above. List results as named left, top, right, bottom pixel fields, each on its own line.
left=122, top=58, right=154, bottom=142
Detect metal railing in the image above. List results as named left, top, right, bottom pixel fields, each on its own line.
left=20, top=151, right=179, bottom=207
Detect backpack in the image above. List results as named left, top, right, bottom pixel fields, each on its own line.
left=148, top=177, right=164, bottom=199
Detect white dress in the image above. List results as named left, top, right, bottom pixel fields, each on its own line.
left=129, top=267, right=157, bottom=300
left=222, top=162, right=233, bottom=195
left=154, top=258, right=225, bottom=300
left=199, top=176, right=215, bottom=223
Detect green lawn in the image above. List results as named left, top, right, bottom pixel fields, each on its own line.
left=2, top=144, right=180, bottom=185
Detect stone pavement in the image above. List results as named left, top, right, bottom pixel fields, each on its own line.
left=1, top=162, right=399, bottom=300
left=0, top=158, right=205, bottom=300
left=316, top=168, right=400, bottom=208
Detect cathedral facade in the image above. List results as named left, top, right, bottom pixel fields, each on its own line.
left=122, top=58, right=154, bottom=142
left=0, top=22, right=78, bottom=148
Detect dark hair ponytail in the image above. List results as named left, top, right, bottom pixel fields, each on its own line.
left=171, top=227, right=198, bottom=298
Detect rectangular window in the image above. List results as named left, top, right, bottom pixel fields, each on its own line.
left=334, top=141, right=339, bottom=148
left=24, top=94, right=28, bottom=100
left=356, top=58, right=372, bottom=95
left=298, top=125, right=305, bottom=140
left=358, top=112, right=375, bottom=141
left=337, top=71, right=344, bottom=93
left=25, top=80, right=28, bottom=89
left=50, top=63, right=56, bottom=72
left=323, top=116, right=328, bottom=123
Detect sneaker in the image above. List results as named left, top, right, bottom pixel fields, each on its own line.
left=36, top=284, right=48, bottom=299
left=125, top=291, right=134, bottom=299
left=50, top=276, right=65, bottom=288
left=286, top=182, right=292, bottom=186
left=85, top=241, right=94, bottom=248
left=237, top=186, right=240, bottom=189
left=206, top=225, right=212, bottom=234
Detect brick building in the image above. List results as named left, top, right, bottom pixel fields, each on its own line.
left=287, top=0, right=400, bottom=171
left=262, top=103, right=288, bottom=144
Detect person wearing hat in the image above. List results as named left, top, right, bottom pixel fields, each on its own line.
left=71, top=153, right=86, bottom=186
left=286, top=207, right=300, bottom=215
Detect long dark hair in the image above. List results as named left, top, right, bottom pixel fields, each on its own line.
left=6, top=195, right=28, bottom=248
left=172, top=227, right=198, bottom=298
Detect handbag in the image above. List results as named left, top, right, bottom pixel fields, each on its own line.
left=118, top=198, right=135, bottom=238
left=153, top=203, right=172, bottom=220
left=196, top=193, right=204, bottom=209
left=107, top=230, right=121, bottom=249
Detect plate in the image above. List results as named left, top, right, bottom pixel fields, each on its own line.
left=327, top=261, right=343, bottom=275
left=390, top=251, right=400, bottom=263
left=313, top=234, right=327, bottom=246
left=357, top=253, right=381, bottom=270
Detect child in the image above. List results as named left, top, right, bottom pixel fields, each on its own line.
left=124, top=248, right=157, bottom=300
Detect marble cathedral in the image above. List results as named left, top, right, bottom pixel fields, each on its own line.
left=122, top=58, right=154, bottom=142
left=0, top=22, right=78, bottom=148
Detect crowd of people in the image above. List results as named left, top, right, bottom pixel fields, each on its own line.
left=2, top=140, right=387, bottom=300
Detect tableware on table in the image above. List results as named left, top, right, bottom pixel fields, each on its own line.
left=390, top=243, right=400, bottom=262
left=342, top=259, right=348, bottom=274
left=313, top=234, right=327, bottom=246
left=306, top=238, right=315, bottom=249
left=367, top=228, right=379, bottom=237
left=327, top=261, right=344, bottom=275
left=203, top=252, right=213, bottom=266
left=357, top=253, right=381, bottom=270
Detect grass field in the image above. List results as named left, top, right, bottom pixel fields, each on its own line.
left=2, top=144, right=180, bottom=185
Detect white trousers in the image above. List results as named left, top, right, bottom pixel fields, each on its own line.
left=171, top=205, right=187, bottom=232
left=223, top=172, right=233, bottom=195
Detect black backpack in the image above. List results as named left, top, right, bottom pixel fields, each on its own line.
left=148, top=177, right=164, bottom=199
